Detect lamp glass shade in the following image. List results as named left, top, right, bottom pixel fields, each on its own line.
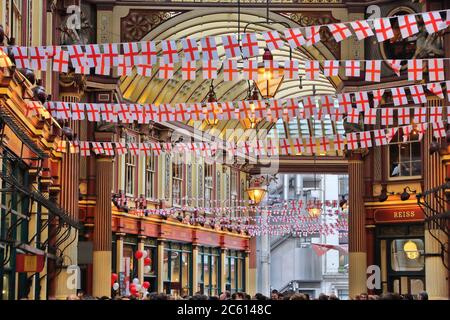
left=255, top=66, right=284, bottom=99
left=403, top=240, right=420, bottom=260
left=308, top=207, right=322, bottom=218
left=246, top=187, right=267, bottom=205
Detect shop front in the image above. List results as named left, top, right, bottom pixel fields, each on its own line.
left=373, top=206, right=425, bottom=295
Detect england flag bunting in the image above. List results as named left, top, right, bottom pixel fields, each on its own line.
left=398, top=15, right=419, bottom=39
left=151, top=142, right=162, bottom=155
left=359, top=131, right=372, bottom=148
left=373, top=129, right=388, bottom=146
left=80, top=141, right=91, bottom=157
left=117, top=55, right=132, bottom=76
left=253, top=100, right=267, bottom=119
left=137, top=61, right=152, bottom=77
left=200, top=37, right=219, bottom=61
left=346, top=132, right=359, bottom=150
left=344, top=60, right=360, bottom=77
left=292, top=138, right=303, bottom=154
left=103, top=142, right=115, bottom=156
left=284, top=28, right=306, bottom=49
left=372, top=89, right=385, bottom=108
left=238, top=101, right=252, bottom=119
left=350, top=20, right=374, bottom=40
left=284, top=60, right=299, bottom=79
left=346, top=107, right=361, bottom=124
left=181, top=38, right=200, bottom=62
left=103, top=43, right=120, bottom=67
left=304, top=26, right=321, bottom=46
left=422, top=11, right=446, bottom=34
left=320, top=95, right=334, bottom=116
left=304, top=60, right=320, bottom=80
left=140, top=143, right=152, bottom=157
left=279, top=138, right=291, bottom=155
left=355, top=91, right=370, bottom=110
left=85, top=44, right=102, bottom=67
left=174, top=103, right=189, bottom=122
left=262, top=30, right=284, bottom=51
left=86, top=103, right=101, bottom=122
left=101, top=103, right=117, bottom=123
left=68, top=45, right=86, bottom=69
left=181, top=60, right=197, bottom=81
left=328, top=23, right=352, bottom=42
left=427, top=82, right=444, bottom=99
left=264, top=60, right=280, bottom=78
left=268, top=99, right=284, bottom=122
left=159, top=60, right=175, bottom=79
left=92, top=142, right=104, bottom=155
left=190, top=102, right=205, bottom=120
left=30, top=47, right=48, bottom=70
left=221, top=101, right=238, bottom=120
left=330, top=107, right=344, bottom=122
left=57, top=102, right=71, bottom=120
left=304, top=137, right=316, bottom=154
left=12, top=47, right=29, bottom=69
left=202, top=60, right=218, bottom=79
left=386, top=59, right=402, bottom=76
left=401, top=125, right=414, bottom=142
left=397, top=108, right=411, bottom=126
left=364, top=107, right=377, bottom=125
left=428, top=59, right=445, bottom=81
left=53, top=47, right=69, bottom=73
left=416, top=123, right=428, bottom=140
left=243, top=60, right=258, bottom=80
left=25, top=101, right=40, bottom=117
left=318, top=136, right=331, bottom=153
left=333, top=134, right=346, bottom=151
left=323, top=60, right=339, bottom=77
left=429, top=106, right=442, bottom=123
left=413, top=107, right=427, bottom=124
left=70, top=141, right=80, bottom=154
left=116, top=103, right=131, bottom=123
left=381, top=108, right=394, bottom=126
left=159, top=104, right=174, bottom=122
left=365, top=60, right=381, bottom=82
left=386, top=128, right=398, bottom=143
left=337, top=93, right=353, bottom=113
left=391, top=87, right=408, bottom=106
left=115, top=142, right=127, bottom=156
left=409, top=85, right=427, bottom=104
left=56, top=141, right=66, bottom=153
left=129, top=104, right=141, bottom=122
left=161, top=40, right=179, bottom=64
left=139, top=41, right=157, bottom=71
left=433, top=121, right=446, bottom=138
left=127, top=143, right=140, bottom=156
left=407, top=59, right=423, bottom=81
left=96, top=55, right=111, bottom=76
left=207, top=102, right=222, bottom=121
left=302, top=97, right=316, bottom=118
left=223, top=59, right=239, bottom=81
left=241, top=33, right=259, bottom=58
left=221, top=35, right=241, bottom=58
left=373, top=18, right=395, bottom=42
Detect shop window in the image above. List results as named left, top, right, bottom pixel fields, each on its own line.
left=225, top=250, right=245, bottom=293
left=198, top=247, right=220, bottom=296
left=143, top=244, right=157, bottom=292
left=163, top=243, right=191, bottom=297
left=125, top=136, right=137, bottom=196
left=172, top=154, right=184, bottom=206
left=145, top=153, right=156, bottom=200
left=389, top=131, right=421, bottom=178
left=391, top=239, right=424, bottom=272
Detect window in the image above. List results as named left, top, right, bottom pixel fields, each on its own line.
left=145, top=153, right=156, bottom=199
left=204, top=163, right=214, bottom=209
left=389, top=133, right=421, bottom=178
left=143, top=239, right=157, bottom=292
left=125, top=136, right=137, bottom=196
left=225, top=250, right=245, bottom=293
left=172, top=154, right=184, bottom=206
left=163, top=243, right=192, bottom=297
left=11, top=0, right=23, bottom=45
left=198, top=247, right=220, bottom=296
left=391, top=239, right=424, bottom=272
left=230, top=170, right=238, bottom=217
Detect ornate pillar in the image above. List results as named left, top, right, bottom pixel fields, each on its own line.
left=192, top=245, right=199, bottom=294
left=157, top=240, right=165, bottom=293
left=220, top=248, right=227, bottom=294
left=137, top=238, right=145, bottom=284
left=423, top=129, right=448, bottom=299
left=244, top=251, right=250, bottom=295
left=348, top=151, right=367, bottom=298
left=92, top=156, right=114, bottom=298
left=116, top=234, right=125, bottom=274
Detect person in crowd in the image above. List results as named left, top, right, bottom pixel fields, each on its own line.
left=270, top=289, right=279, bottom=300
left=209, top=296, right=219, bottom=300
left=417, top=291, right=428, bottom=300
left=380, top=292, right=402, bottom=300
left=219, top=291, right=231, bottom=300
left=318, top=293, right=329, bottom=300
left=289, top=293, right=307, bottom=300
left=328, top=294, right=339, bottom=300
left=66, top=294, right=80, bottom=300
left=254, top=293, right=268, bottom=300
left=359, top=293, right=368, bottom=300
left=190, top=293, right=208, bottom=300
left=402, top=294, right=414, bottom=300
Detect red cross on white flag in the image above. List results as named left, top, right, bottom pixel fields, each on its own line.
left=364, top=108, right=377, bottom=125
left=413, top=107, right=427, bottom=124
left=372, top=89, right=385, bottom=108
left=159, top=103, right=175, bottom=122
left=304, top=60, right=320, bottom=80
left=397, top=108, right=411, bottom=126
left=95, top=54, right=111, bottom=76
left=365, top=60, right=381, bottom=82
left=92, top=142, right=105, bottom=155
left=243, top=60, right=258, bottom=80
left=391, top=87, right=408, bottom=106
left=429, top=106, right=442, bottom=123
left=381, top=108, right=394, bottom=126
left=53, top=47, right=69, bottom=72
left=117, top=55, right=132, bottom=76
left=333, top=134, right=345, bottom=151
left=386, top=59, right=402, bottom=76
left=140, top=143, right=152, bottom=157
left=354, top=91, right=370, bottom=110
left=86, top=103, right=101, bottom=122
left=346, top=132, right=359, bottom=150
left=284, top=28, right=306, bottom=49
left=30, top=47, right=48, bottom=70
left=359, top=131, right=372, bottom=148
left=221, top=35, right=241, bottom=58
left=401, top=125, right=414, bottom=143
left=190, top=102, right=205, bottom=120
left=181, top=38, right=200, bottom=62
left=202, top=60, right=218, bottom=79
left=318, top=136, right=331, bottom=153
left=12, top=47, right=29, bottom=69
left=422, top=11, right=446, bottom=34
left=102, top=43, right=120, bottom=67
left=304, top=26, right=321, bottom=46
left=337, top=93, right=353, bottom=113
left=279, top=138, right=291, bottom=155
left=181, top=60, right=197, bottom=81
left=103, top=142, right=115, bottom=156
left=373, top=129, right=388, bottom=146
left=115, top=142, right=127, bottom=156
left=221, top=101, right=238, bottom=120
left=159, top=60, right=175, bottom=79
left=407, top=59, right=423, bottom=81
left=428, top=59, right=445, bottom=82
left=433, top=121, right=446, bottom=138
left=346, top=107, right=361, bottom=124
left=223, top=59, right=239, bottom=81
left=128, top=143, right=140, bottom=156
left=137, top=62, right=152, bottom=77
left=323, top=60, right=339, bottom=77
left=80, top=141, right=91, bottom=157
left=101, top=103, right=117, bottom=123
left=262, top=30, right=284, bottom=51
left=200, top=36, right=219, bottom=61
left=86, top=44, right=102, bottom=67
left=427, top=82, right=444, bottom=99
left=25, top=101, right=41, bottom=117
left=397, top=15, right=419, bottom=39
left=350, top=20, right=374, bottom=40
left=68, top=45, right=86, bottom=69
left=302, top=96, right=317, bottom=118
left=241, top=33, right=259, bottom=58
left=373, top=18, right=394, bottom=42
left=409, top=85, right=427, bottom=104
left=283, top=60, right=299, bottom=79
left=344, top=60, right=360, bottom=77
left=328, top=23, right=352, bottom=42
left=161, top=40, right=179, bottom=64
left=116, top=103, right=131, bottom=123
left=56, top=102, right=71, bottom=120
left=284, top=98, right=299, bottom=121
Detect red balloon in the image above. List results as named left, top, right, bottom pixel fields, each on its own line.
left=111, top=273, right=118, bottom=282
left=144, top=257, right=151, bottom=266
left=142, top=281, right=150, bottom=289
left=135, top=251, right=143, bottom=259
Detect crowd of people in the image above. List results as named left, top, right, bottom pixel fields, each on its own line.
left=65, top=289, right=430, bottom=301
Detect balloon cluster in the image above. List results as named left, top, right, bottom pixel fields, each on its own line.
left=110, top=250, right=153, bottom=298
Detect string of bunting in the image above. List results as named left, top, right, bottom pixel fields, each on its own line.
left=1, top=10, right=449, bottom=74
left=35, top=80, right=450, bottom=123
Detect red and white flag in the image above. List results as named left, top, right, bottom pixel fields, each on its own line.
left=401, top=125, right=414, bottom=142
left=243, top=60, right=258, bottom=80
left=70, top=103, right=85, bottom=121
left=150, top=142, right=162, bottom=156
left=221, top=35, right=241, bottom=58
left=344, top=60, right=360, bottom=77
left=320, top=95, right=334, bottom=115
left=355, top=91, right=370, bottom=110
left=427, top=82, right=444, bottom=99
left=323, top=60, right=339, bottom=77
left=25, top=101, right=41, bottom=117
left=102, top=43, right=120, bottom=66
left=140, top=143, right=152, bottom=157
left=429, top=107, right=442, bottom=123
left=359, top=131, right=372, bottom=148
left=304, top=26, right=321, bottom=46
left=115, top=142, right=127, bottom=156
left=181, top=38, right=200, bottom=62
left=159, top=60, right=175, bottom=79
left=181, top=60, right=196, bottom=81
left=116, top=55, right=132, bottom=76
left=318, top=136, right=331, bottom=153
left=303, top=137, right=316, bottom=154
left=86, top=103, right=101, bottom=122
left=223, top=59, right=239, bottom=81
left=391, top=87, right=408, bottom=106
left=103, top=142, right=115, bottom=156
left=386, top=59, right=402, bottom=76
left=241, top=33, right=259, bottom=58
left=333, top=134, right=345, bottom=151
left=12, top=47, right=29, bottom=69
left=350, top=20, right=374, bottom=40
left=161, top=40, right=179, bottom=64
left=397, top=107, right=411, bottom=126
left=68, top=45, right=86, bottom=69
left=346, top=107, right=361, bottom=124
left=328, top=23, right=352, bottom=42
left=284, top=28, right=306, bottom=49
left=86, top=44, right=102, bottom=67
left=190, top=102, right=205, bottom=120
left=128, top=143, right=140, bottom=156
left=304, top=60, right=320, bottom=80
left=202, top=60, right=218, bottom=79
left=116, top=103, right=131, bottom=123
left=433, top=121, right=446, bottom=138
left=53, top=47, right=69, bottom=72
left=80, top=141, right=91, bottom=157
left=365, top=60, right=381, bottom=82
left=101, top=103, right=117, bottom=123
left=221, top=101, right=238, bottom=120
left=407, top=59, right=423, bottom=81
left=373, top=18, right=394, bottom=42
left=398, top=15, right=419, bottom=38
left=30, top=46, right=48, bottom=70
left=422, top=11, right=446, bottom=34
left=56, top=102, right=71, bottom=120
left=263, top=30, right=284, bottom=51
left=428, top=59, right=445, bottom=81
left=302, top=96, right=317, bottom=118
left=372, top=89, right=385, bottom=108
left=381, top=108, right=394, bottom=126
left=200, top=36, right=219, bottom=61
left=284, top=60, right=299, bottom=79
left=413, top=107, right=427, bottom=124
left=95, top=54, right=111, bottom=76
left=337, top=93, right=353, bottom=113
left=373, top=129, right=388, bottom=146
left=128, top=104, right=141, bottom=122
left=364, top=107, right=377, bottom=125
left=409, top=85, right=427, bottom=104
left=279, top=138, right=291, bottom=155
left=139, top=41, right=157, bottom=66
left=159, top=104, right=175, bottom=122
left=92, top=142, right=105, bottom=155
left=284, top=98, right=299, bottom=120
left=137, top=62, right=152, bottom=77
left=346, top=132, right=359, bottom=150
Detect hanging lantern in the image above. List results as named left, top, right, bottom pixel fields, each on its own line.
left=254, top=48, right=284, bottom=99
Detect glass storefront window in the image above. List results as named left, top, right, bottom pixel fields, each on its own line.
left=198, top=247, right=220, bottom=296
left=391, top=239, right=424, bottom=271
left=181, top=252, right=190, bottom=296
left=163, top=243, right=191, bottom=297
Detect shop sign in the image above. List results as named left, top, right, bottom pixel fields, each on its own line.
left=374, top=207, right=425, bottom=224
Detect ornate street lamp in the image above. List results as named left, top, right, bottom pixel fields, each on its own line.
left=246, top=175, right=275, bottom=206
left=204, top=81, right=219, bottom=126
left=254, top=48, right=284, bottom=99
